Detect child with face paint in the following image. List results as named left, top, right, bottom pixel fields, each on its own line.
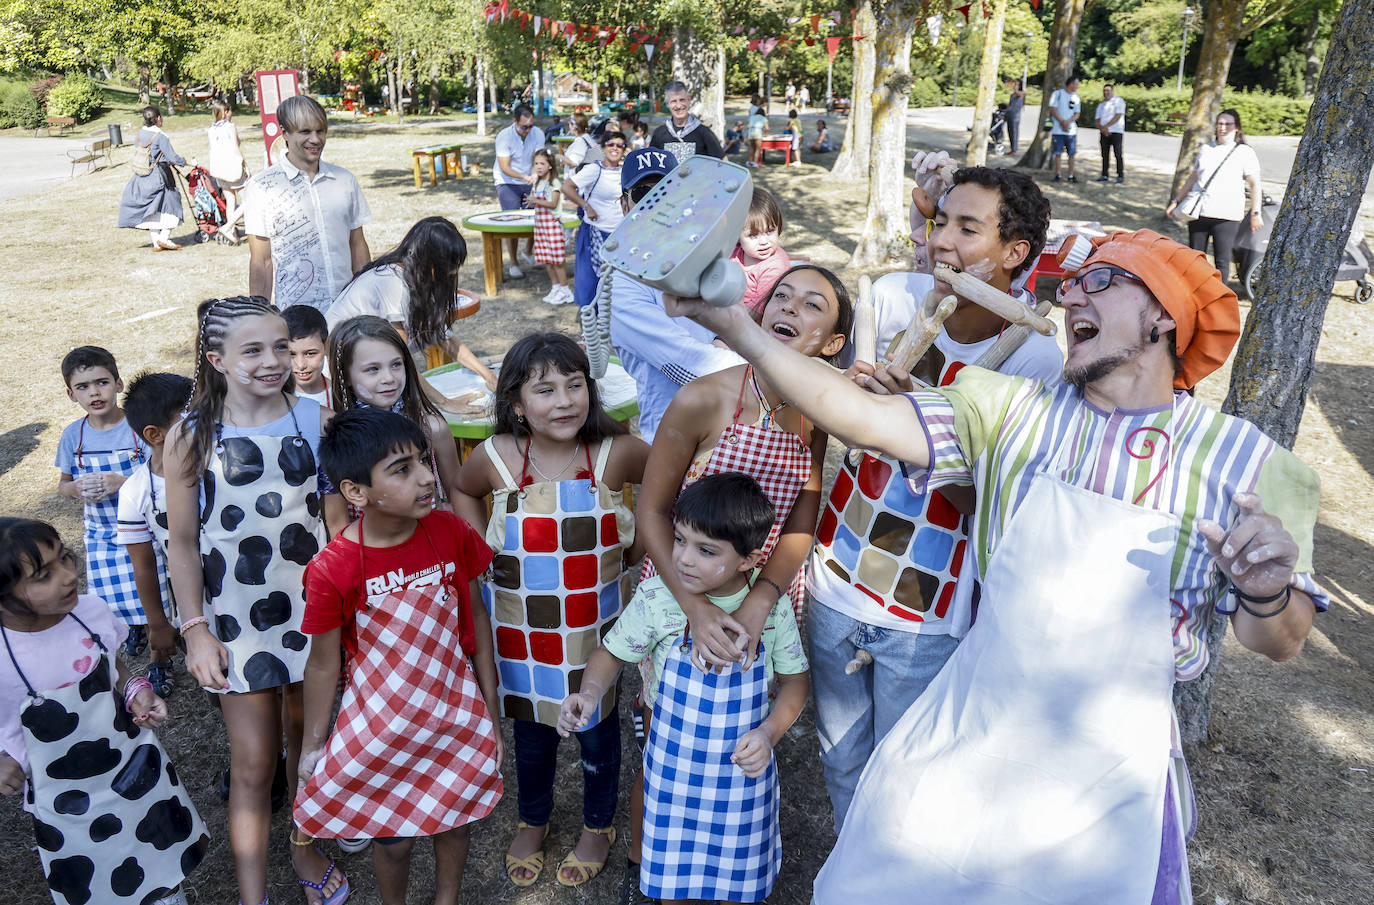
left=164, top=296, right=347, bottom=905
left=454, top=332, right=649, bottom=889
left=0, top=518, right=209, bottom=905
left=328, top=315, right=466, bottom=512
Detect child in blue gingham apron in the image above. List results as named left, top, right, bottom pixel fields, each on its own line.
left=55, top=347, right=146, bottom=651
left=557, top=473, right=811, bottom=903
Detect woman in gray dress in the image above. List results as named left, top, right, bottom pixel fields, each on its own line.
left=118, top=106, right=193, bottom=251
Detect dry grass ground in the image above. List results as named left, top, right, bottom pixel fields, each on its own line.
left=0, top=108, right=1370, bottom=904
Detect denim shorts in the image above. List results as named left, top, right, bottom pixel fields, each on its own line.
left=1051, top=133, right=1078, bottom=156
left=496, top=182, right=529, bottom=210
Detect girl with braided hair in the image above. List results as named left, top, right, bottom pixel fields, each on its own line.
left=164, top=296, right=349, bottom=905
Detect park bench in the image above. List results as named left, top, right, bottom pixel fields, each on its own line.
left=42, top=116, right=76, bottom=136
left=829, top=98, right=851, bottom=116
left=1155, top=110, right=1188, bottom=133
left=411, top=144, right=463, bottom=187
left=67, top=137, right=112, bottom=176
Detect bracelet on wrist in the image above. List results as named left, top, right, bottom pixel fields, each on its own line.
left=178, top=616, right=210, bottom=636
left=122, top=676, right=154, bottom=713
left=754, top=576, right=785, bottom=602
left=1232, top=582, right=1292, bottom=619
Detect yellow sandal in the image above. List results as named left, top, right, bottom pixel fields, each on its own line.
left=556, top=825, right=617, bottom=887
left=505, top=821, right=550, bottom=887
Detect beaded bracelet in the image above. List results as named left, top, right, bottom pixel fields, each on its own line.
left=122, top=676, right=154, bottom=714
left=754, top=576, right=785, bottom=602
left=178, top=616, right=209, bottom=636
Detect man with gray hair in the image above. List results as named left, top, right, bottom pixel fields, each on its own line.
left=245, top=94, right=371, bottom=310
left=649, top=81, right=724, bottom=165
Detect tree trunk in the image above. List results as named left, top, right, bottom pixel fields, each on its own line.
left=1017, top=0, right=1087, bottom=169
left=966, top=0, right=1009, bottom=165
left=672, top=24, right=726, bottom=135
left=832, top=0, right=877, bottom=181
left=1302, top=6, right=1322, bottom=98
left=1169, top=0, right=1245, bottom=200
left=848, top=1, right=917, bottom=269
left=476, top=57, right=487, bottom=136
left=137, top=67, right=150, bottom=105
left=489, top=69, right=498, bottom=119
left=1173, top=0, right=1374, bottom=745
left=388, top=56, right=400, bottom=118
left=429, top=63, right=440, bottom=115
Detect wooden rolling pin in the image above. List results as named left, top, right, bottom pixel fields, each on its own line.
left=973, top=300, right=1055, bottom=371
left=889, top=291, right=958, bottom=372
left=852, top=275, right=876, bottom=368
left=933, top=263, right=1057, bottom=336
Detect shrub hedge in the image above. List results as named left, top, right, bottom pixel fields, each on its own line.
left=0, top=84, right=45, bottom=130
left=1059, top=84, right=1311, bottom=136
left=46, top=73, right=105, bottom=123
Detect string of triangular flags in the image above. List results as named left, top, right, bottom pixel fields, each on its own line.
left=927, top=0, right=1039, bottom=46
left=483, top=2, right=670, bottom=59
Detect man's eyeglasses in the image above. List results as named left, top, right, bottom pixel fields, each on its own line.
left=1057, top=265, right=1145, bottom=300
left=515, top=122, right=533, bottom=133
left=603, top=141, right=626, bottom=149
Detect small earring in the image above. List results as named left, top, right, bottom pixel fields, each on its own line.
left=1150, top=326, right=1160, bottom=344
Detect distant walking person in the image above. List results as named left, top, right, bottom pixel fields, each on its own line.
left=1004, top=79, right=1025, bottom=155
left=1048, top=76, right=1081, bottom=183
left=118, top=106, right=192, bottom=252
left=1095, top=84, right=1126, bottom=183
left=1166, top=108, right=1263, bottom=283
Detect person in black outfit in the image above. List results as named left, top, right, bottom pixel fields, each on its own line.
left=649, top=81, right=724, bottom=166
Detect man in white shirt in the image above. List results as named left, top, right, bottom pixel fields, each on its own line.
left=492, top=103, right=546, bottom=278
left=246, top=95, right=372, bottom=311
left=1049, top=75, right=1081, bottom=183
left=1095, top=83, right=1126, bottom=184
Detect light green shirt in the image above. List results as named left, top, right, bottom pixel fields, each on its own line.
left=603, top=576, right=809, bottom=707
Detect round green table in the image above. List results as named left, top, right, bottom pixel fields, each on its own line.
left=461, top=209, right=582, bottom=297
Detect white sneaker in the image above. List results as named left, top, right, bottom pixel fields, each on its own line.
left=506, top=264, right=524, bottom=279
left=336, top=837, right=372, bottom=853
left=517, top=251, right=535, bottom=269
left=151, top=890, right=188, bottom=905
left=541, top=287, right=561, bottom=303
left=544, top=285, right=572, bottom=305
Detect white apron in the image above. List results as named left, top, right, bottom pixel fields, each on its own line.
left=2, top=614, right=208, bottom=905
left=814, top=436, right=1181, bottom=904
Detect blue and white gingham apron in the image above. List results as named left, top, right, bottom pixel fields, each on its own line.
left=641, top=637, right=780, bottom=903
left=74, top=428, right=145, bottom=625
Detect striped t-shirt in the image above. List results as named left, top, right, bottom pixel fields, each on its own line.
left=906, top=367, right=1325, bottom=680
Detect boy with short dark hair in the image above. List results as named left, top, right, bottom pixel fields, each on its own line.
left=55, top=345, right=149, bottom=654
left=295, top=407, right=503, bottom=905
left=723, top=120, right=746, bottom=155
left=116, top=371, right=193, bottom=695
left=283, top=304, right=330, bottom=405
left=559, top=472, right=810, bottom=904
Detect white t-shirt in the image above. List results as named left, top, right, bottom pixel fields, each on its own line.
left=244, top=157, right=372, bottom=310
left=1050, top=89, right=1081, bottom=136
left=207, top=120, right=247, bottom=185
left=571, top=163, right=625, bottom=232
left=1190, top=141, right=1262, bottom=222
left=493, top=123, right=547, bottom=186
left=326, top=264, right=408, bottom=330
left=1095, top=96, right=1126, bottom=134
left=115, top=462, right=165, bottom=548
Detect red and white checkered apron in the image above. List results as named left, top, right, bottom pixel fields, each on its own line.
left=293, top=579, right=503, bottom=838
left=531, top=184, right=566, bottom=265
left=642, top=366, right=813, bottom=618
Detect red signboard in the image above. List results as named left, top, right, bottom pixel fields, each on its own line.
left=255, top=70, right=301, bottom=165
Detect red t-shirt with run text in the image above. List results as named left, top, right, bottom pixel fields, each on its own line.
left=302, top=510, right=492, bottom=656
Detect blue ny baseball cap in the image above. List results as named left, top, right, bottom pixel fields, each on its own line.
left=621, top=147, right=675, bottom=191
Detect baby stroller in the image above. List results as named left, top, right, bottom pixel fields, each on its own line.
left=180, top=167, right=237, bottom=246
left=988, top=106, right=1009, bottom=157
left=1234, top=194, right=1374, bottom=303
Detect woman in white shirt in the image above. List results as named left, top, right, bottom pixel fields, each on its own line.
left=328, top=216, right=496, bottom=412
left=561, top=131, right=627, bottom=307
left=1166, top=108, right=1262, bottom=282
left=206, top=98, right=249, bottom=241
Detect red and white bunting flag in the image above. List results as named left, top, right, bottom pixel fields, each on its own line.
left=826, top=35, right=843, bottom=62
left=926, top=13, right=942, bottom=44
left=644, top=43, right=655, bottom=61
left=533, top=15, right=541, bottom=35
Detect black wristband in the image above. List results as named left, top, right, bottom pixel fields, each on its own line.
left=1234, top=584, right=1291, bottom=619
left=1232, top=582, right=1287, bottom=605
left=754, top=576, right=785, bottom=601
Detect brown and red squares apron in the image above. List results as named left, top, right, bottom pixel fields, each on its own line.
left=199, top=399, right=324, bottom=693
left=482, top=438, right=633, bottom=727
left=2, top=614, right=207, bottom=905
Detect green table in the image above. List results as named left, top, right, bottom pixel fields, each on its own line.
left=461, top=209, right=582, bottom=297
left=423, top=358, right=638, bottom=454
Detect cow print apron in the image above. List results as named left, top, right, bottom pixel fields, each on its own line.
left=73, top=420, right=145, bottom=625
left=2, top=614, right=207, bottom=905
left=294, top=520, right=503, bottom=838
left=199, top=400, right=323, bottom=693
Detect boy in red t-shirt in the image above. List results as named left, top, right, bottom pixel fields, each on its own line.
left=294, top=407, right=503, bottom=905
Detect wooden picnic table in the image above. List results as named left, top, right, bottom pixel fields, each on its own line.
left=460, top=209, right=582, bottom=297
left=411, top=144, right=464, bottom=187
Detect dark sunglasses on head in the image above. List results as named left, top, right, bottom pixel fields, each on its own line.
left=1057, top=265, right=1145, bottom=300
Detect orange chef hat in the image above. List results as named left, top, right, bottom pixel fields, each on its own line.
left=1057, top=229, right=1240, bottom=389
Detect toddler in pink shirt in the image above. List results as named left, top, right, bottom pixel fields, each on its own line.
left=731, top=187, right=793, bottom=318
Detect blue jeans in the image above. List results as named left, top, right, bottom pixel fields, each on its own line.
left=805, top=596, right=960, bottom=833
left=512, top=713, right=620, bottom=829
